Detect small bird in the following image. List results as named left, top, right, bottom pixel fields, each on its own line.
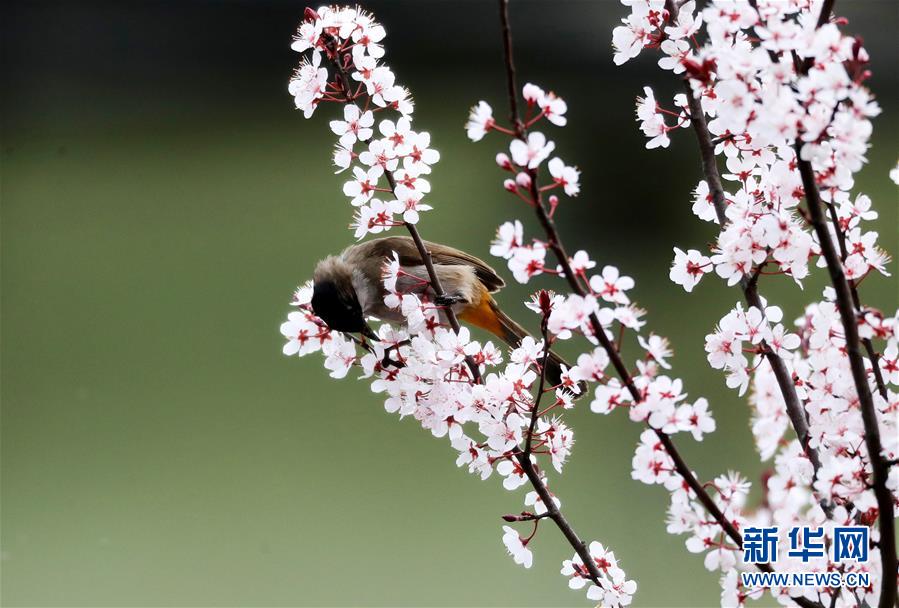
left=311, top=236, right=574, bottom=388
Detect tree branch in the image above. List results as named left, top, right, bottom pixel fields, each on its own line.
left=797, top=154, right=896, bottom=608
left=524, top=306, right=552, bottom=458
left=792, top=3, right=896, bottom=606
left=681, top=84, right=821, bottom=476
left=497, top=4, right=824, bottom=607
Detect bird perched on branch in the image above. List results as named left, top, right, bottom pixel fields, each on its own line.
left=311, top=236, right=575, bottom=389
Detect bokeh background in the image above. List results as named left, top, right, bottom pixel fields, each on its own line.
left=2, top=1, right=896, bottom=606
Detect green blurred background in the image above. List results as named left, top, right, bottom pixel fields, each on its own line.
left=1, top=1, right=896, bottom=606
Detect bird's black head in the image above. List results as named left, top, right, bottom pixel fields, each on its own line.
left=311, top=278, right=368, bottom=335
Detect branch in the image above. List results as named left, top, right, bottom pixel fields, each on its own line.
left=523, top=305, right=552, bottom=458
left=496, top=4, right=824, bottom=607
left=514, top=451, right=606, bottom=587
left=792, top=3, right=896, bottom=606
left=681, top=83, right=821, bottom=477
left=798, top=154, right=896, bottom=608
left=322, top=37, right=481, bottom=382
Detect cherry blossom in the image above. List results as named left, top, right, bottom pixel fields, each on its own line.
left=612, top=0, right=898, bottom=604
left=280, top=3, right=899, bottom=605
left=509, top=132, right=555, bottom=169
left=670, top=247, right=711, bottom=292
left=502, top=525, right=534, bottom=569
left=329, top=104, right=374, bottom=148
left=548, top=157, right=580, bottom=196
left=589, top=266, right=634, bottom=305
left=466, top=101, right=495, bottom=142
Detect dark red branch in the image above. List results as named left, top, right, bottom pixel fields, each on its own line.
left=497, top=4, right=824, bottom=608
left=792, top=3, right=896, bottom=605
left=680, top=84, right=821, bottom=476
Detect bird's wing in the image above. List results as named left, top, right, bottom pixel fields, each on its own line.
left=361, top=236, right=506, bottom=292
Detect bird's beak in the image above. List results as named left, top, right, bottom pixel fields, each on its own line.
left=361, top=322, right=379, bottom=341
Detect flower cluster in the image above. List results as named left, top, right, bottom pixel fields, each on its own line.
left=289, top=5, right=438, bottom=238
left=283, top=6, right=637, bottom=605
left=613, top=0, right=898, bottom=606
left=284, top=270, right=637, bottom=604
left=467, top=81, right=729, bottom=604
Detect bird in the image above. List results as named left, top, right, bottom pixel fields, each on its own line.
left=310, top=236, right=575, bottom=389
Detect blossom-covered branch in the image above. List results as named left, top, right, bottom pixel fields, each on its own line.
left=471, top=3, right=832, bottom=607
left=311, top=21, right=480, bottom=381
left=612, top=0, right=898, bottom=605
left=282, top=6, right=635, bottom=605
left=790, top=6, right=896, bottom=601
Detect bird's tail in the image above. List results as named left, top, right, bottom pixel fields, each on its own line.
left=459, top=295, right=583, bottom=397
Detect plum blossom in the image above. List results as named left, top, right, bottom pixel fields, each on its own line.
left=611, top=0, right=899, bottom=603
left=635, top=87, right=670, bottom=149
left=465, top=101, right=494, bottom=141
left=502, top=525, right=533, bottom=568
left=548, top=157, right=580, bottom=196
left=509, top=132, right=555, bottom=169
left=670, top=247, right=711, bottom=292
left=589, top=266, right=634, bottom=305
left=329, top=104, right=374, bottom=148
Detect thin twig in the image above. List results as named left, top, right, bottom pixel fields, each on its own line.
left=494, top=0, right=606, bottom=590
left=524, top=309, right=552, bottom=458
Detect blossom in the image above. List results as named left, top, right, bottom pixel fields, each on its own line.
left=538, top=90, right=568, bottom=127
left=635, top=87, right=670, bottom=149
left=569, top=348, right=610, bottom=384
left=548, top=157, right=580, bottom=196
left=509, top=132, right=555, bottom=169
left=562, top=541, right=636, bottom=608
left=466, top=101, right=494, bottom=141
left=589, top=266, right=634, bottom=305
left=680, top=398, right=716, bottom=441
left=280, top=310, right=330, bottom=356
left=637, top=334, right=672, bottom=370
left=508, top=243, right=547, bottom=284
left=669, top=248, right=711, bottom=292
left=490, top=220, right=524, bottom=259
left=322, top=333, right=357, bottom=378
left=501, top=526, right=533, bottom=568
left=378, top=117, right=414, bottom=156
left=352, top=198, right=403, bottom=239
left=343, top=166, right=381, bottom=206
left=403, top=131, right=440, bottom=174
left=329, top=105, right=374, bottom=148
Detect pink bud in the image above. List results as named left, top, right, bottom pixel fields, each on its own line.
left=501, top=514, right=519, bottom=522
left=515, top=172, right=531, bottom=189
left=503, top=179, right=517, bottom=192
left=495, top=153, right=513, bottom=171
left=548, top=195, right=559, bottom=218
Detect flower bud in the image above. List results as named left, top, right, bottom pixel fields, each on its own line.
left=503, top=178, right=517, bottom=192
left=538, top=289, right=553, bottom=317
left=495, top=153, right=513, bottom=170
left=515, top=172, right=531, bottom=189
